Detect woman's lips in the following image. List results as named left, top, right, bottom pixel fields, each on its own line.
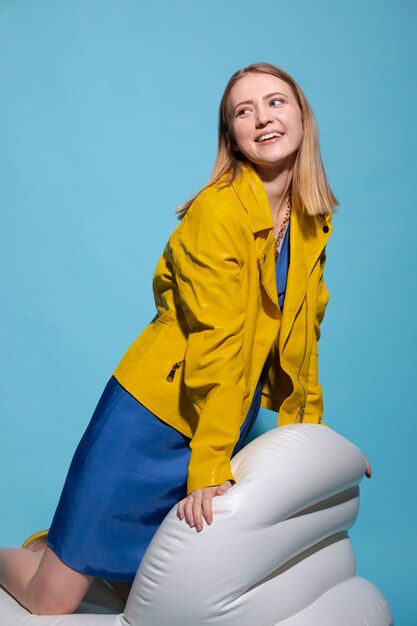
left=255, top=131, right=284, bottom=143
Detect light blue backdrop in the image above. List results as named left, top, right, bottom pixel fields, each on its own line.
left=1, top=0, right=415, bottom=622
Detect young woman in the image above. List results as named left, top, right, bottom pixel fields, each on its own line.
left=1, top=62, right=367, bottom=615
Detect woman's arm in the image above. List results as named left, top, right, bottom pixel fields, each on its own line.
left=171, top=194, right=248, bottom=495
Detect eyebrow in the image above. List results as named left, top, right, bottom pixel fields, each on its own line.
left=233, top=92, right=288, bottom=112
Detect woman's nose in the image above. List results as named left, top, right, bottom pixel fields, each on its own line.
left=255, top=107, right=273, bottom=128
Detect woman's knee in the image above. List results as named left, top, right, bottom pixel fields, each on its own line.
left=26, top=547, right=93, bottom=615
left=28, top=592, right=81, bottom=615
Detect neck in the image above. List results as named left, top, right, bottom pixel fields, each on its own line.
left=256, top=163, right=294, bottom=222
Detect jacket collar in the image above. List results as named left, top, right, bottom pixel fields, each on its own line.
left=231, top=164, right=332, bottom=269
left=231, top=166, right=273, bottom=233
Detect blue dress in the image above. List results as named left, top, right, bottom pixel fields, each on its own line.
left=47, top=226, right=290, bottom=582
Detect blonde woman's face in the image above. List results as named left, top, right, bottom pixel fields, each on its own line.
left=229, top=73, right=303, bottom=175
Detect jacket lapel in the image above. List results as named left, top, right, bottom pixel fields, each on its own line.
left=232, top=167, right=279, bottom=310
left=279, top=210, right=332, bottom=350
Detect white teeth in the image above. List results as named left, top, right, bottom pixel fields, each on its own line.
left=256, top=131, right=283, bottom=142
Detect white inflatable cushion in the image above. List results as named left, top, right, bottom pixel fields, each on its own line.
left=0, top=424, right=393, bottom=625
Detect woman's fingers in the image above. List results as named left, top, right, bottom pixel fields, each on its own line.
left=178, top=484, right=231, bottom=531
left=176, top=498, right=186, bottom=520
left=193, top=493, right=205, bottom=532
left=184, top=493, right=197, bottom=528
left=216, top=480, right=233, bottom=495
left=363, top=454, right=372, bottom=478
left=201, top=493, right=214, bottom=526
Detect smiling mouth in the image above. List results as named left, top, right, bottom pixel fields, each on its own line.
left=255, top=131, right=284, bottom=143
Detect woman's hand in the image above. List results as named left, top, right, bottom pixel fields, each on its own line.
left=364, top=454, right=372, bottom=478
left=177, top=481, right=233, bottom=532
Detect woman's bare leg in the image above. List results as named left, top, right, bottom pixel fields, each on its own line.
left=0, top=545, right=93, bottom=615
left=25, top=536, right=131, bottom=604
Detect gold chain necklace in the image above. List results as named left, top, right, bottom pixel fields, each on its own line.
left=274, top=190, right=292, bottom=260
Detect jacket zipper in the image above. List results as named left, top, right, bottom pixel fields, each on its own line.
left=166, top=360, right=185, bottom=383
left=297, top=296, right=308, bottom=421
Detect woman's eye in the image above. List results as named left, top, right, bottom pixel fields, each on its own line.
left=270, top=98, right=284, bottom=107
left=236, top=107, right=252, bottom=117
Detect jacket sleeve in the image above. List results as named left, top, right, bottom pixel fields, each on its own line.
left=303, top=247, right=330, bottom=423
left=171, top=196, right=247, bottom=493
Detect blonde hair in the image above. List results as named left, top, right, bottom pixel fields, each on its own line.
left=178, top=62, right=338, bottom=218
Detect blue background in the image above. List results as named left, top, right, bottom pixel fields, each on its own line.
left=1, top=0, right=416, bottom=622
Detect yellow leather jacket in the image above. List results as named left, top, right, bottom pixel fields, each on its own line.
left=114, top=166, right=332, bottom=493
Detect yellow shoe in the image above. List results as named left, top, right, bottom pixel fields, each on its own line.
left=22, top=529, right=49, bottom=550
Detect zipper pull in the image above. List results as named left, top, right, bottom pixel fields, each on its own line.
left=299, top=403, right=305, bottom=422
left=166, top=360, right=184, bottom=383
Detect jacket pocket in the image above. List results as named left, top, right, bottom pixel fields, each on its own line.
left=166, top=360, right=185, bottom=382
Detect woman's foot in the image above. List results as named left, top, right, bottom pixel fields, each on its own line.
left=25, top=536, right=47, bottom=554
left=22, top=531, right=48, bottom=554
